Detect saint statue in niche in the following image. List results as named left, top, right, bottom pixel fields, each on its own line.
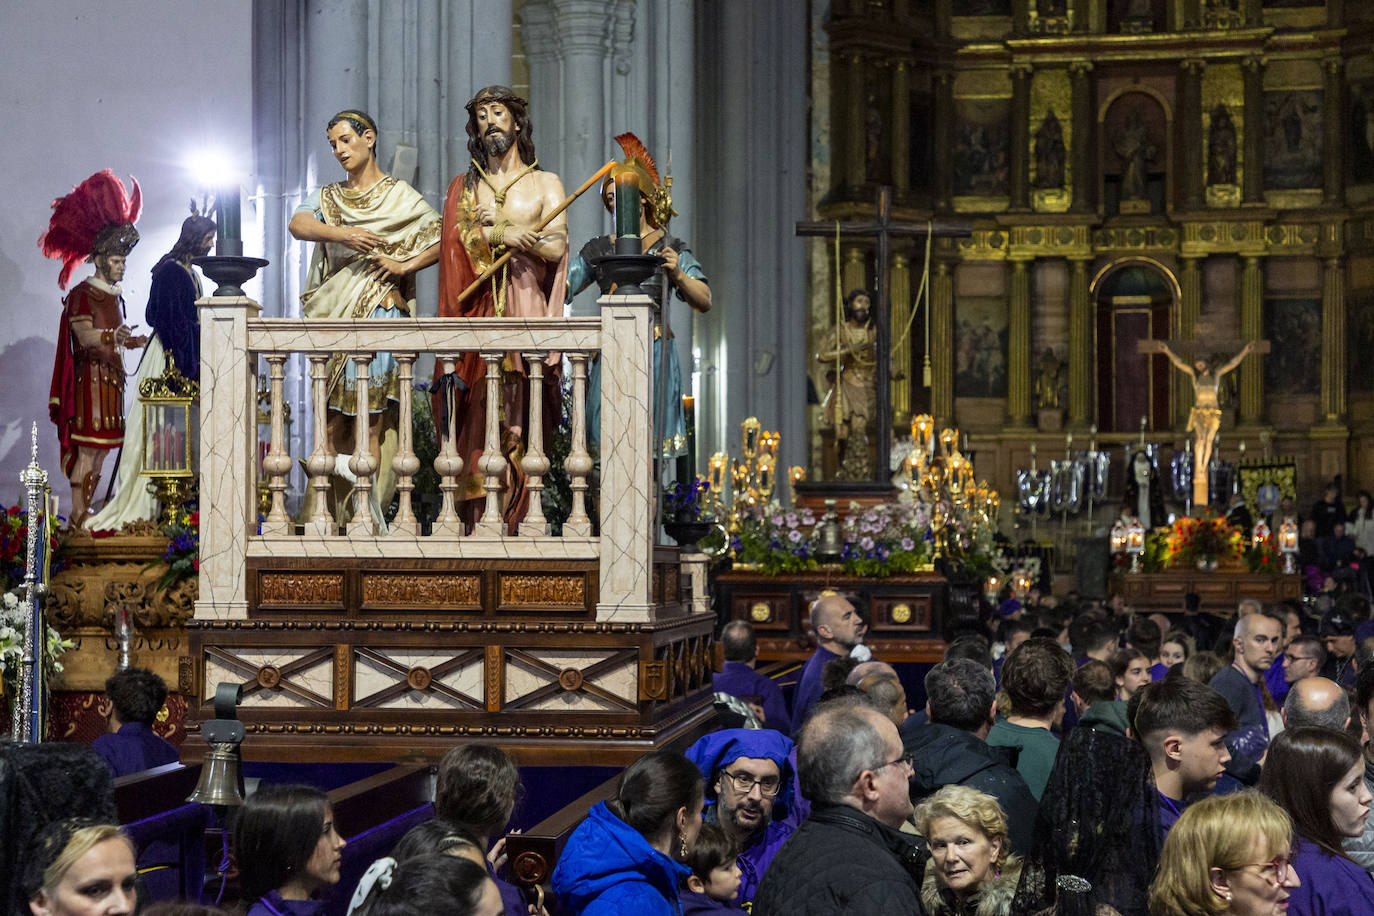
left=1208, top=104, right=1238, bottom=186
left=1112, top=111, right=1156, bottom=201
left=1033, top=110, right=1066, bottom=189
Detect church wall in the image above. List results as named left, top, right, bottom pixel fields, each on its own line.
left=1264, top=256, right=1323, bottom=431
left=0, top=0, right=253, bottom=495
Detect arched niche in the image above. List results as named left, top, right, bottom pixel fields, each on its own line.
left=1090, top=257, right=1180, bottom=433
left=1099, top=88, right=1172, bottom=217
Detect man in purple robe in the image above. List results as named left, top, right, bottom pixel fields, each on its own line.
left=92, top=667, right=179, bottom=776
left=713, top=621, right=790, bottom=733
left=686, top=729, right=799, bottom=907
left=791, top=592, right=866, bottom=730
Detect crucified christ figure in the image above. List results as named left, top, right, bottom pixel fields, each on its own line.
left=1145, top=339, right=1255, bottom=506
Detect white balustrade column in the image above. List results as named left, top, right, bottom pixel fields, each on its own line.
left=195, top=295, right=261, bottom=621
left=261, top=354, right=293, bottom=535
left=390, top=352, right=420, bottom=536
left=564, top=354, right=593, bottom=537
left=474, top=352, right=507, bottom=538
left=596, top=293, right=656, bottom=621
left=347, top=354, right=378, bottom=537
left=519, top=353, right=551, bottom=537
left=303, top=354, right=337, bottom=536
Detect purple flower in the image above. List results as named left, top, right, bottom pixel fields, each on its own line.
left=901, top=537, right=915, bottom=551
left=860, top=536, right=875, bottom=551
left=788, top=529, right=803, bottom=543
left=785, top=512, right=798, bottom=527
left=770, top=514, right=784, bottom=526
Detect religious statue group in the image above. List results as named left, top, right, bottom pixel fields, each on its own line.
left=41, top=87, right=711, bottom=533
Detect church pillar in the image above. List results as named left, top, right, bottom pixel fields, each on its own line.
left=891, top=253, right=913, bottom=427
left=1239, top=256, right=1265, bottom=425
left=1178, top=256, right=1202, bottom=426
left=1069, top=63, right=1094, bottom=214
left=1068, top=258, right=1092, bottom=428
left=892, top=62, right=911, bottom=200
left=1011, top=0, right=1030, bottom=37
left=1180, top=60, right=1205, bottom=211
left=1242, top=56, right=1265, bottom=205
left=1324, top=57, right=1346, bottom=207
left=1008, top=258, right=1033, bottom=428
left=845, top=52, right=867, bottom=195
left=932, top=259, right=955, bottom=425
left=1321, top=257, right=1348, bottom=423
left=934, top=71, right=955, bottom=213
left=1010, top=65, right=1032, bottom=211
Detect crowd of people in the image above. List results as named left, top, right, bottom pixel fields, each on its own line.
left=24, top=541, right=1374, bottom=915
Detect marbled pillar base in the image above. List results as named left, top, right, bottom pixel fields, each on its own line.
left=596, top=293, right=656, bottom=621
left=195, top=295, right=260, bottom=620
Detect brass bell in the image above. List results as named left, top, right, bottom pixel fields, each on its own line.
left=187, top=741, right=244, bottom=806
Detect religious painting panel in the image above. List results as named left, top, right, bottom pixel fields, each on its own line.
left=1350, top=81, right=1374, bottom=186
left=1349, top=295, right=1374, bottom=394
left=1102, top=92, right=1168, bottom=216
left=1263, top=91, right=1323, bottom=190
left=1263, top=297, right=1321, bottom=395
left=954, top=296, right=1009, bottom=398
left=953, top=98, right=1011, bottom=199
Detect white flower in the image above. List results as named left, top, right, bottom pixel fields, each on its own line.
left=2, top=591, right=17, bottom=609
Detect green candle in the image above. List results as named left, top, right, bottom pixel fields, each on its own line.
left=614, top=168, right=640, bottom=241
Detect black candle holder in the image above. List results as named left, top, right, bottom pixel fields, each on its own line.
left=587, top=252, right=664, bottom=298
left=194, top=255, right=270, bottom=298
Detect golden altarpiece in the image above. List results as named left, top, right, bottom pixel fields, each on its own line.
left=806, top=0, right=1374, bottom=508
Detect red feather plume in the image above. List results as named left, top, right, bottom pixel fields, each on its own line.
left=39, top=169, right=142, bottom=290
left=613, top=133, right=661, bottom=187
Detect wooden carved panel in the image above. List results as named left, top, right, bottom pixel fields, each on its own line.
left=486, top=645, right=503, bottom=712
left=361, top=573, right=481, bottom=610
left=497, top=574, right=586, bottom=610
left=257, top=573, right=344, bottom=607
left=640, top=660, right=668, bottom=700
left=334, top=645, right=350, bottom=710
left=732, top=594, right=790, bottom=631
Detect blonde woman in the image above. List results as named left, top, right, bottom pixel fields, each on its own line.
left=23, top=819, right=137, bottom=916
left=915, top=785, right=1021, bottom=916
left=1148, top=790, right=1297, bottom=915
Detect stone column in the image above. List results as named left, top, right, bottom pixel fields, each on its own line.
left=1178, top=256, right=1203, bottom=426
left=1321, top=257, right=1347, bottom=423
left=1008, top=258, right=1033, bottom=427
left=1068, top=258, right=1092, bottom=427
left=932, top=259, right=955, bottom=425
left=1180, top=59, right=1205, bottom=211
left=845, top=52, right=867, bottom=195
left=934, top=71, right=955, bottom=212
left=1012, top=0, right=1031, bottom=36
left=1242, top=56, right=1265, bottom=205
left=891, top=253, right=913, bottom=426
left=1239, top=256, right=1265, bottom=425
left=843, top=247, right=867, bottom=297
left=1070, top=63, right=1094, bottom=214
left=1324, top=57, right=1345, bottom=207
left=195, top=295, right=262, bottom=622
left=1010, top=65, right=1032, bottom=211
left=892, top=61, right=911, bottom=200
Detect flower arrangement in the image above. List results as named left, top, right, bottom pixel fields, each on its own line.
left=840, top=501, right=934, bottom=577
left=721, top=502, right=820, bottom=575
left=664, top=476, right=713, bottom=522
left=151, top=508, right=199, bottom=591
left=1161, top=513, right=1242, bottom=569
left=0, top=504, right=63, bottom=592
left=0, top=589, right=72, bottom=700
left=1242, top=533, right=1281, bottom=575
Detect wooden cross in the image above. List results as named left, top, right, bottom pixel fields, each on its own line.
left=1137, top=323, right=1269, bottom=510
left=795, top=187, right=971, bottom=484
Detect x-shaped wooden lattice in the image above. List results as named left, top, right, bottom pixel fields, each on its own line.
left=351, top=647, right=485, bottom=709
left=503, top=648, right=639, bottom=711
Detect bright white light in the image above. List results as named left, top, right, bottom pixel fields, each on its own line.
left=185, top=148, right=235, bottom=188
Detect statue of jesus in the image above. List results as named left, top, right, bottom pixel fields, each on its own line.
left=1147, top=339, right=1255, bottom=506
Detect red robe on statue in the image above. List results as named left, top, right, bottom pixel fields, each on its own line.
left=435, top=173, right=567, bottom=533
left=49, top=280, right=127, bottom=478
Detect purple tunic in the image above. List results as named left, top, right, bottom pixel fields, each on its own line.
left=679, top=889, right=749, bottom=915
left=713, top=662, right=791, bottom=733
left=1288, top=836, right=1374, bottom=915
left=91, top=722, right=179, bottom=777
left=735, top=820, right=795, bottom=905
left=1264, top=654, right=1290, bottom=705
left=791, top=646, right=840, bottom=730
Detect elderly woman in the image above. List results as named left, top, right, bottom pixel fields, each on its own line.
left=1149, top=790, right=1298, bottom=915
left=24, top=819, right=138, bottom=916
left=1260, top=727, right=1374, bottom=913
left=914, top=785, right=1021, bottom=916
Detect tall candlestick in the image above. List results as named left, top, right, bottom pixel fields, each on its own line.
left=614, top=167, right=641, bottom=243
left=216, top=182, right=242, bottom=257
left=678, top=395, right=696, bottom=484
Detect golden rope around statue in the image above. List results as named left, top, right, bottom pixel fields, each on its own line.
left=455, top=159, right=618, bottom=305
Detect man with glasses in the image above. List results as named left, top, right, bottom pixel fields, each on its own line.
left=753, top=705, right=924, bottom=914
left=1282, top=635, right=1326, bottom=691
left=686, top=729, right=800, bottom=907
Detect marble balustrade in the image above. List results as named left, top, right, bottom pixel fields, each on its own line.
left=196, top=293, right=659, bottom=623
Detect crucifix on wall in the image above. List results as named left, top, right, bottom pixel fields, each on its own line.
left=1138, top=325, right=1269, bottom=509
left=795, top=187, right=970, bottom=484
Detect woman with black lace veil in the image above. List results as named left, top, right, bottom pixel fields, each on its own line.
left=1010, top=727, right=1159, bottom=916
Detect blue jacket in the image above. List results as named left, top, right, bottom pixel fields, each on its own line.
left=553, top=802, right=691, bottom=916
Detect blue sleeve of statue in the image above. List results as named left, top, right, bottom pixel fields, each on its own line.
left=293, top=188, right=323, bottom=220
left=566, top=254, right=593, bottom=304
left=674, top=247, right=707, bottom=302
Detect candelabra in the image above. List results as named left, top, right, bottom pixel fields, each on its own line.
left=905, top=414, right=1000, bottom=559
